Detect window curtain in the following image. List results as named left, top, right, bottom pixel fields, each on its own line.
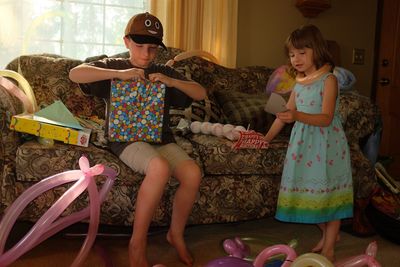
left=149, top=0, right=238, bottom=68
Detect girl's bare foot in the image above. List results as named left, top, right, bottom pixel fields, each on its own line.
left=311, top=237, right=324, bottom=253
left=311, top=234, right=340, bottom=253
left=129, top=240, right=150, bottom=267
left=321, top=249, right=335, bottom=263
left=166, top=230, right=193, bottom=266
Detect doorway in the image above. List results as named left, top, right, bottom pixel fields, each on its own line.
left=372, top=0, right=400, bottom=177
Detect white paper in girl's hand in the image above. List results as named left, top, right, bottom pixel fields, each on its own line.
left=264, top=93, right=288, bottom=115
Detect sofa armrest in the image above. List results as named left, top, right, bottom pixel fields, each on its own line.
left=0, top=82, right=25, bottom=213
left=338, top=91, right=379, bottom=146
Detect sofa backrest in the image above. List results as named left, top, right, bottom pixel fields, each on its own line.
left=4, top=48, right=277, bottom=133
left=172, top=56, right=274, bottom=95
left=170, top=55, right=276, bottom=133
left=6, top=55, right=107, bottom=119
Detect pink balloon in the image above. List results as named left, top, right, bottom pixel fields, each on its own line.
left=253, top=244, right=297, bottom=267
left=0, top=155, right=116, bottom=267
left=206, top=243, right=297, bottom=267
left=365, top=241, right=378, bottom=257
left=335, top=242, right=381, bottom=267
left=335, top=255, right=381, bottom=267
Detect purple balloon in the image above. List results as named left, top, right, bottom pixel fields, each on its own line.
left=207, top=243, right=297, bottom=267
left=205, top=256, right=254, bottom=267
left=223, top=237, right=250, bottom=258
left=0, top=155, right=116, bottom=267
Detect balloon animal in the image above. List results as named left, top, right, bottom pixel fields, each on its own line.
left=206, top=237, right=382, bottom=267
left=205, top=237, right=297, bottom=267
left=0, top=70, right=37, bottom=113
left=291, top=253, right=334, bottom=267
left=334, top=241, right=381, bottom=267
left=0, top=155, right=117, bottom=267
left=223, top=237, right=251, bottom=259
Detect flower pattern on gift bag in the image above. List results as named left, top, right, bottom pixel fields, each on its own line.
left=109, top=78, right=165, bottom=142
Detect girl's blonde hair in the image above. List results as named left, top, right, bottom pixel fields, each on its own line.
left=284, top=24, right=334, bottom=77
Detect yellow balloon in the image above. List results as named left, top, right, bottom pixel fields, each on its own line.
left=291, top=253, right=335, bottom=267
left=173, top=50, right=219, bottom=64
left=0, top=70, right=38, bottom=113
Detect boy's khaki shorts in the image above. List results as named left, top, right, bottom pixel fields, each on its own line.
left=119, top=142, right=192, bottom=174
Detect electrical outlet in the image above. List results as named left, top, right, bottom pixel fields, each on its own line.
left=352, top=48, right=365, bottom=65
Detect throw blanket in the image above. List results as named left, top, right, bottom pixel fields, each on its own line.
left=334, top=67, right=357, bottom=91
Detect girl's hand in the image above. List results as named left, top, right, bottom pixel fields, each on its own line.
left=148, top=73, right=173, bottom=87
left=276, top=110, right=297, bottom=123
left=115, top=68, right=145, bottom=80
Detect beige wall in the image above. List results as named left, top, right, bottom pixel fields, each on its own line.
left=237, top=0, right=378, bottom=97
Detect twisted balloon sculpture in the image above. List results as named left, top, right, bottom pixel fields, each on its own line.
left=205, top=237, right=297, bottom=267
left=0, top=69, right=38, bottom=113
left=0, top=155, right=117, bottom=267
left=205, top=237, right=381, bottom=267
left=334, top=241, right=381, bottom=267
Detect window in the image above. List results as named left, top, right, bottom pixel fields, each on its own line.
left=0, top=0, right=148, bottom=68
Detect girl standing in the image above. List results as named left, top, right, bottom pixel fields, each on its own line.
left=264, top=24, right=353, bottom=261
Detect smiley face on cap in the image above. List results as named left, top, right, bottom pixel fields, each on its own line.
left=141, top=14, right=162, bottom=36
left=126, top=12, right=163, bottom=39
left=125, top=12, right=166, bottom=49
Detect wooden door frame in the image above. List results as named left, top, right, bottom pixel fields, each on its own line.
left=371, top=0, right=384, bottom=102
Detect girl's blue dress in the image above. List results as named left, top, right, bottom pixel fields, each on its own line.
left=275, top=73, right=353, bottom=224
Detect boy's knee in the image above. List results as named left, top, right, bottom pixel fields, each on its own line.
left=175, top=160, right=202, bottom=184
left=146, top=156, right=171, bottom=177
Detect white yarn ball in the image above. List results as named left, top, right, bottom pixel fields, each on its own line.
left=222, top=124, right=234, bottom=135
left=235, top=125, right=247, bottom=132
left=211, top=123, right=224, bottom=137
left=226, top=132, right=236, bottom=140
left=221, top=124, right=234, bottom=140
left=190, top=121, right=202, bottom=133
left=232, top=125, right=247, bottom=140
left=200, top=122, right=212, bottom=134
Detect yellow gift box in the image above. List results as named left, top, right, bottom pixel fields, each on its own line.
left=10, top=114, right=92, bottom=147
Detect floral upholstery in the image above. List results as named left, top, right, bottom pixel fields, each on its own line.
left=0, top=48, right=378, bottom=229
left=6, top=55, right=106, bottom=119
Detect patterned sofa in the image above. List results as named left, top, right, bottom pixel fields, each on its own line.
left=0, top=47, right=379, bottom=231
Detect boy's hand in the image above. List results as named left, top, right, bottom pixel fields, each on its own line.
left=148, top=73, right=173, bottom=87
left=115, top=68, right=145, bottom=80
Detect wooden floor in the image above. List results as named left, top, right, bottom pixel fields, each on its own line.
left=4, top=217, right=400, bottom=267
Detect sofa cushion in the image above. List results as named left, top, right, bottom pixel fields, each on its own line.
left=170, top=95, right=226, bottom=126
left=189, top=134, right=288, bottom=176
left=14, top=141, right=139, bottom=186
left=14, top=137, right=204, bottom=184
left=213, top=90, right=274, bottom=133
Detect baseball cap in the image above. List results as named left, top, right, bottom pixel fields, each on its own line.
left=125, top=12, right=166, bottom=49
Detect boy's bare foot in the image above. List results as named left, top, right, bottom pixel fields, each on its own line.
left=166, top=230, right=194, bottom=266
left=129, top=240, right=150, bottom=267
